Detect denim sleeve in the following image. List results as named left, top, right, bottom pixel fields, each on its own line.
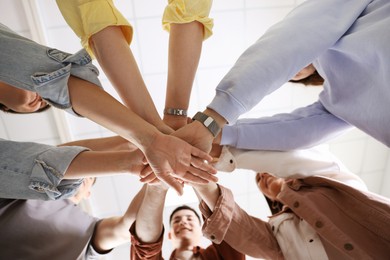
left=0, top=138, right=88, bottom=200
left=0, top=23, right=102, bottom=117
left=221, top=101, right=353, bottom=151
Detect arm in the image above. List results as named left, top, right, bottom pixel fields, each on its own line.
left=0, top=138, right=143, bottom=199
left=64, top=150, right=144, bottom=179
left=208, top=0, right=370, bottom=124
left=163, top=21, right=203, bottom=130
left=91, top=185, right=147, bottom=252
left=90, top=26, right=168, bottom=132
left=176, top=100, right=352, bottom=153
left=56, top=0, right=169, bottom=133
left=192, top=183, right=283, bottom=259
left=59, top=136, right=136, bottom=152
left=213, top=143, right=367, bottom=190
left=163, top=0, right=213, bottom=129
left=134, top=184, right=168, bottom=243
left=220, top=101, right=352, bottom=150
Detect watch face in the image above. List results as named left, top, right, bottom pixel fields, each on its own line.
left=204, top=117, right=213, bottom=127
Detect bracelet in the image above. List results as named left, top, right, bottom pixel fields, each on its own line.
left=192, top=112, right=221, bottom=137
left=164, top=108, right=187, bottom=116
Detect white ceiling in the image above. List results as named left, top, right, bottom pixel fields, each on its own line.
left=1, top=1, right=389, bottom=259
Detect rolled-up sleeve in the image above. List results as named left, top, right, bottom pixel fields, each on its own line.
left=162, top=0, right=214, bottom=40
left=0, top=138, right=88, bottom=200
left=56, top=0, right=133, bottom=56
left=129, top=222, right=164, bottom=260
left=200, top=185, right=235, bottom=244
left=32, top=49, right=102, bottom=116
left=200, top=185, right=283, bottom=259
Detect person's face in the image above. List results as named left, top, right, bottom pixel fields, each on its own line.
left=168, top=209, right=202, bottom=245
left=256, top=173, right=284, bottom=201
left=291, top=64, right=316, bottom=81
left=77, top=177, right=96, bottom=200
left=0, top=81, right=48, bottom=113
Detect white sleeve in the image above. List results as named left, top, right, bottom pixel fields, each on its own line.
left=215, top=145, right=367, bottom=190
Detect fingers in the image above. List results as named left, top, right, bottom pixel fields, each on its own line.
left=191, top=146, right=213, bottom=162
left=140, top=165, right=153, bottom=178
left=190, top=157, right=217, bottom=175
left=140, top=173, right=157, bottom=183
left=156, top=173, right=184, bottom=196
left=179, top=170, right=213, bottom=184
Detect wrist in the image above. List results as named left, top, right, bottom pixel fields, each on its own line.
left=147, top=183, right=169, bottom=193
left=163, top=114, right=188, bottom=130
left=164, top=107, right=188, bottom=117
left=192, top=111, right=222, bottom=137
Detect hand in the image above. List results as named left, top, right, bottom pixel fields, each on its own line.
left=142, top=133, right=218, bottom=195
left=126, top=149, right=148, bottom=175
left=209, top=143, right=223, bottom=159
left=173, top=120, right=215, bottom=153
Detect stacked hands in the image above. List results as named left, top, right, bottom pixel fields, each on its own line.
left=134, top=114, right=219, bottom=195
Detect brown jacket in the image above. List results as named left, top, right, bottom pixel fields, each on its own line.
left=201, top=177, right=390, bottom=259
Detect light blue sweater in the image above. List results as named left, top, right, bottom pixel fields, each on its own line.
left=209, top=0, right=390, bottom=149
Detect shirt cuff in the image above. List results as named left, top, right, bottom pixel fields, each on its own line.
left=29, top=146, right=88, bottom=200
left=213, top=146, right=236, bottom=172
left=200, top=185, right=235, bottom=244
left=162, top=0, right=214, bottom=40
left=130, top=221, right=164, bottom=258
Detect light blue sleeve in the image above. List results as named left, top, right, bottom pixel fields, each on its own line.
left=208, top=0, right=371, bottom=124
left=220, top=101, right=353, bottom=150
left=0, top=23, right=102, bottom=117
left=0, top=138, right=88, bottom=200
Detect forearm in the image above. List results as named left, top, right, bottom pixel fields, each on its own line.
left=193, top=182, right=220, bottom=211
left=67, top=75, right=159, bottom=150
left=59, top=136, right=134, bottom=151
left=199, top=185, right=281, bottom=259
left=221, top=102, right=352, bottom=150
left=92, top=185, right=147, bottom=252
left=90, top=26, right=165, bottom=130
left=64, top=150, right=142, bottom=179
left=135, top=185, right=168, bottom=243
left=164, top=22, right=203, bottom=129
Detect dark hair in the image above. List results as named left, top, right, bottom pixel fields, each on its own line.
left=264, top=195, right=284, bottom=215
left=169, top=205, right=201, bottom=226
left=0, top=103, right=51, bottom=114
left=289, top=70, right=324, bottom=86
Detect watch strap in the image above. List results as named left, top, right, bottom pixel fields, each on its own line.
left=192, top=112, right=221, bottom=137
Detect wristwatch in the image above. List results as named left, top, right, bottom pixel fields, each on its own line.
left=164, top=108, right=187, bottom=116
left=192, top=112, right=221, bottom=137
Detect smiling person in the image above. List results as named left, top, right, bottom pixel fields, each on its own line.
left=190, top=146, right=390, bottom=259
left=129, top=183, right=245, bottom=259
left=0, top=23, right=217, bottom=199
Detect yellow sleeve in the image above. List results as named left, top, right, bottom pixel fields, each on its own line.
left=162, top=0, right=214, bottom=40
left=56, top=0, right=133, bottom=57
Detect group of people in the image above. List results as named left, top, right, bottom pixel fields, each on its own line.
left=1, top=0, right=390, bottom=259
